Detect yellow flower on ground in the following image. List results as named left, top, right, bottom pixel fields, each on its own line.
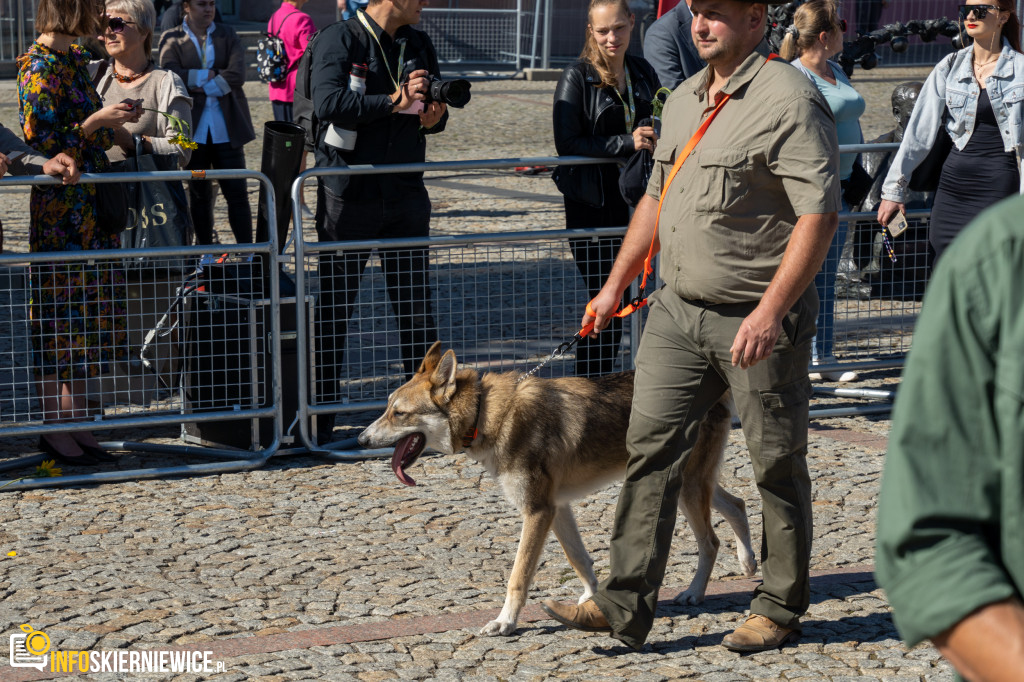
left=6, top=551, right=15, bottom=557
left=35, top=460, right=62, bottom=478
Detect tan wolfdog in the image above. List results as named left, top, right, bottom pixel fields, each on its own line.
left=358, top=341, right=757, bottom=636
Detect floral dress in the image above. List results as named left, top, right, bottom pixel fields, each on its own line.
left=17, top=42, right=127, bottom=381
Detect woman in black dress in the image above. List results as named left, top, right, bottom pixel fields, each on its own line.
left=552, top=0, right=661, bottom=377
left=878, top=0, right=1024, bottom=261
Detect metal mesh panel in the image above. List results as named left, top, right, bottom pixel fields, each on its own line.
left=0, top=0, right=30, bottom=63
left=305, top=235, right=637, bottom=407
left=831, top=215, right=929, bottom=360
left=0, top=251, right=269, bottom=428
left=420, top=7, right=522, bottom=65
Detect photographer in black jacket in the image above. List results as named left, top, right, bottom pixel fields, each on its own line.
left=310, top=0, right=448, bottom=442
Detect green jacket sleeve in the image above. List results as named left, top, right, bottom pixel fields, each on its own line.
left=875, top=200, right=1023, bottom=647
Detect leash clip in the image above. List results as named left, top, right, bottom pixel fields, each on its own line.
left=554, top=332, right=583, bottom=358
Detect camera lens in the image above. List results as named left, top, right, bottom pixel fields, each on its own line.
left=425, top=76, right=472, bottom=108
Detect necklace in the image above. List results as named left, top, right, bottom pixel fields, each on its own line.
left=112, top=61, right=151, bottom=83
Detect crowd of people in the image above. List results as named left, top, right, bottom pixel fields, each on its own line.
left=1, top=0, right=1023, bottom=673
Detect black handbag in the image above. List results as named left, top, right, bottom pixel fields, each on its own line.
left=908, top=53, right=956, bottom=194
left=842, top=158, right=873, bottom=208
left=618, top=116, right=655, bottom=207
left=95, top=179, right=132, bottom=236
left=117, top=136, right=194, bottom=273
left=907, top=127, right=953, bottom=193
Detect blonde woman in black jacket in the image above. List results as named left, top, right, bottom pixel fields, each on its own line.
left=553, top=0, right=660, bottom=378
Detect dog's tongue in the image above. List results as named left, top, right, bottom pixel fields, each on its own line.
left=390, top=433, right=423, bottom=487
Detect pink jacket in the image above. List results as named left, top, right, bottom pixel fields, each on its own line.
left=267, top=4, right=316, bottom=103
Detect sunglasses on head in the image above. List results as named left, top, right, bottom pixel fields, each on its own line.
left=107, top=16, right=136, bottom=33
left=958, top=4, right=1001, bottom=21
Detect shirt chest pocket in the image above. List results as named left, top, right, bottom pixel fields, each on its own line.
left=946, top=91, right=970, bottom=133
left=693, top=147, right=752, bottom=215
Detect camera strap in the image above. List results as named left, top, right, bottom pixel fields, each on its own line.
left=357, top=10, right=406, bottom=91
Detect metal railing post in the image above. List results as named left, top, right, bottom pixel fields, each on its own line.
left=541, top=0, right=551, bottom=69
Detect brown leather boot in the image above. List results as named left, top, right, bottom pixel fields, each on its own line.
left=540, top=599, right=612, bottom=632
left=722, top=614, right=799, bottom=652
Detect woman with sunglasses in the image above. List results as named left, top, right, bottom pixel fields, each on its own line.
left=159, top=0, right=255, bottom=245
left=91, top=0, right=193, bottom=168
left=781, top=0, right=864, bottom=383
left=878, top=0, right=1024, bottom=262
left=17, top=0, right=141, bottom=464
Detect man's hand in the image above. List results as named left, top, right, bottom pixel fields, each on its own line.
left=419, top=101, right=446, bottom=129
left=41, top=153, right=80, bottom=185
left=0, top=152, right=9, bottom=176
left=730, top=304, right=783, bottom=369
left=392, top=69, right=429, bottom=113
left=582, top=286, right=623, bottom=338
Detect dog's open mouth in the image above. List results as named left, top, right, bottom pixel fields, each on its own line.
left=390, top=433, right=425, bottom=486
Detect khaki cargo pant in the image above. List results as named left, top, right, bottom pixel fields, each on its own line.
left=591, top=285, right=816, bottom=650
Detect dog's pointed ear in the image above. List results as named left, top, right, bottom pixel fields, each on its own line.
left=431, top=349, right=458, bottom=402
left=417, top=340, right=443, bottom=375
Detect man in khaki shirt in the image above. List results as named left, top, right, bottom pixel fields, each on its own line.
left=542, top=0, right=840, bottom=653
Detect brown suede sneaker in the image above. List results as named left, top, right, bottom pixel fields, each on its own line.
left=540, top=598, right=612, bottom=632
left=721, top=614, right=799, bottom=652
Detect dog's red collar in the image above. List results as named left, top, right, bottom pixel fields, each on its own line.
left=460, top=383, right=483, bottom=449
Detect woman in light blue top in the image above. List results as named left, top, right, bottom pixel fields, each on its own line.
left=781, top=0, right=864, bottom=382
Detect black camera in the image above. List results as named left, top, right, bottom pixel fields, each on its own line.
left=423, top=75, right=472, bottom=108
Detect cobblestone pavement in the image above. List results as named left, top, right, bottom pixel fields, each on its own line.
left=0, top=66, right=955, bottom=680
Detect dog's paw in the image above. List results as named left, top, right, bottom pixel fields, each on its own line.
left=480, top=619, right=517, bottom=637
left=738, top=549, right=758, bottom=577
left=577, top=588, right=595, bottom=605
left=673, top=588, right=706, bottom=606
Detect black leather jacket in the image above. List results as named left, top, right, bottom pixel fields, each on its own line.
left=553, top=55, right=661, bottom=207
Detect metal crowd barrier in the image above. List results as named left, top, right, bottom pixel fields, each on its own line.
left=0, top=146, right=925, bottom=476
left=290, top=150, right=919, bottom=459
left=0, top=169, right=284, bottom=490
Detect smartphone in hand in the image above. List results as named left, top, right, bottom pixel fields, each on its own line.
left=888, top=210, right=909, bottom=238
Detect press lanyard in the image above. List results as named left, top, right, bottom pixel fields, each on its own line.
left=612, top=68, right=635, bottom=131
left=357, top=10, right=405, bottom=91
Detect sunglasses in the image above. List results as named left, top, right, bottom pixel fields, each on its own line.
left=836, top=18, right=848, bottom=32
left=958, top=4, right=1001, bottom=21
left=106, top=16, right=137, bottom=33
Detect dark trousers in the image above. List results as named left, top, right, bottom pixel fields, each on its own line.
left=187, top=141, right=253, bottom=245
left=564, top=193, right=630, bottom=377
left=592, top=286, right=817, bottom=649
left=314, top=184, right=437, bottom=407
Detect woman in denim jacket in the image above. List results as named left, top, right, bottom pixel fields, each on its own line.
left=878, top=0, right=1024, bottom=261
